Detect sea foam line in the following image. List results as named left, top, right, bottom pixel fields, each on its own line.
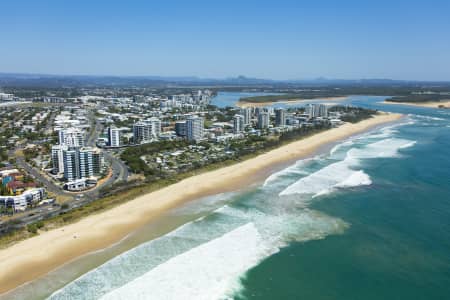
left=50, top=195, right=348, bottom=299
left=263, top=158, right=313, bottom=187
left=279, top=137, right=416, bottom=197
left=100, top=223, right=271, bottom=300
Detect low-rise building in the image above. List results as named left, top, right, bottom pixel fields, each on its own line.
left=64, top=178, right=97, bottom=191
left=0, top=188, right=46, bottom=211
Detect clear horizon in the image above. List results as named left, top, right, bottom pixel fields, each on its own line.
left=1, top=0, right=450, bottom=81
left=3, top=72, right=450, bottom=83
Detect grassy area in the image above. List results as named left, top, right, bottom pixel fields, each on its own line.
left=54, top=193, right=73, bottom=204
left=0, top=226, right=38, bottom=248
left=15, top=149, right=24, bottom=157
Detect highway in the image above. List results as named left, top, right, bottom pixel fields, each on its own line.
left=83, top=111, right=129, bottom=197
left=15, top=154, right=72, bottom=197
left=1, top=108, right=129, bottom=231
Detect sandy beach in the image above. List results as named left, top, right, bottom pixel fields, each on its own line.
left=383, top=100, right=450, bottom=109
left=237, top=96, right=348, bottom=108
left=0, top=112, right=402, bottom=294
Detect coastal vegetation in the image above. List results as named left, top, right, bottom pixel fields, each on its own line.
left=0, top=106, right=378, bottom=248
left=329, top=107, right=377, bottom=123
left=385, top=94, right=450, bottom=103
left=120, top=140, right=190, bottom=176
left=5, top=84, right=450, bottom=105
left=239, top=87, right=450, bottom=104
left=239, top=93, right=342, bottom=103
left=119, top=122, right=334, bottom=182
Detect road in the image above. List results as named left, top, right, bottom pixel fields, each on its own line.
left=86, top=111, right=103, bottom=147
left=1, top=107, right=130, bottom=231
left=15, top=154, right=71, bottom=197
left=105, top=150, right=129, bottom=182
left=0, top=204, right=62, bottom=232
left=82, top=111, right=129, bottom=198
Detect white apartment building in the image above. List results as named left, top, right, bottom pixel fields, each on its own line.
left=242, top=107, right=252, bottom=125
left=0, top=188, right=46, bottom=211
left=233, top=114, right=245, bottom=133
left=305, top=104, right=328, bottom=118
left=51, top=144, right=69, bottom=174
left=257, top=112, right=270, bottom=129
left=63, top=147, right=104, bottom=181
left=186, top=116, right=204, bottom=141
left=133, top=118, right=161, bottom=143
left=0, top=93, right=14, bottom=101
left=108, top=127, right=121, bottom=147
left=63, top=149, right=78, bottom=181
left=58, top=128, right=85, bottom=147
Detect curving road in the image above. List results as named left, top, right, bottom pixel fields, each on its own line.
left=1, top=108, right=129, bottom=228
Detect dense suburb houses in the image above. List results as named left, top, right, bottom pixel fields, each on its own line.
left=0, top=87, right=352, bottom=215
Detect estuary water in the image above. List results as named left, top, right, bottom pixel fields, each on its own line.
left=5, top=94, right=450, bottom=299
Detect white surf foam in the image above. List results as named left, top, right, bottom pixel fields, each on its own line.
left=100, top=223, right=269, bottom=300
left=170, top=191, right=238, bottom=215
left=263, top=158, right=312, bottom=187
left=364, top=127, right=397, bottom=139
left=412, top=114, right=446, bottom=121
left=347, top=138, right=416, bottom=160
left=359, top=118, right=415, bottom=140
left=265, top=120, right=416, bottom=193
left=334, top=170, right=372, bottom=188
left=279, top=157, right=369, bottom=197
left=98, top=207, right=347, bottom=300
left=48, top=211, right=247, bottom=300
left=280, top=138, right=416, bottom=197
left=329, top=140, right=354, bottom=155
left=50, top=194, right=348, bottom=300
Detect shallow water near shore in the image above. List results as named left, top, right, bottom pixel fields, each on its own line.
left=4, top=94, right=450, bottom=299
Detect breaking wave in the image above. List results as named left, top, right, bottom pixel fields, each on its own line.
left=50, top=196, right=347, bottom=300
left=411, top=114, right=446, bottom=121
left=280, top=138, right=416, bottom=197
left=263, top=158, right=313, bottom=187
left=100, top=223, right=268, bottom=300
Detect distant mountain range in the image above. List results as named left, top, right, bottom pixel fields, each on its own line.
left=0, top=73, right=449, bottom=88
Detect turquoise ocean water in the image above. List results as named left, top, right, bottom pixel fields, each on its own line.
left=6, top=94, right=450, bottom=299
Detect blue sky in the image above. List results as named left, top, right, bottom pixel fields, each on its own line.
left=1, top=0, right=450, bottom=80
